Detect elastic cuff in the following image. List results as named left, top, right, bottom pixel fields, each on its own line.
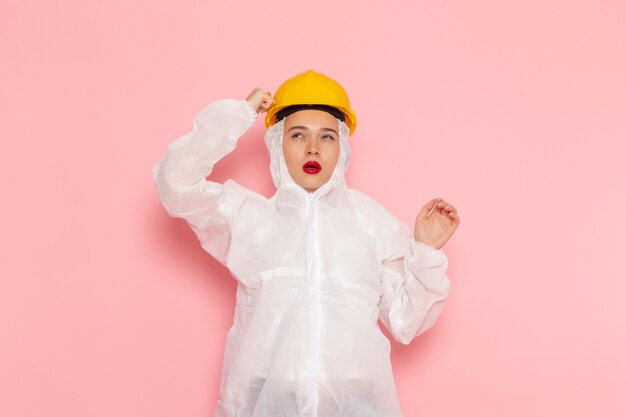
left=242, top=99, right=259, bottom=120
left=412, top=239, right=444, bottom=254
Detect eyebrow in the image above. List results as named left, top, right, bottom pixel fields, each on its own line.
left=287, top=125, right=338, bottom=135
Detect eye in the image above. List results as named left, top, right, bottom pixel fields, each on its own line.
left=291, top=132, right=304, bottom=139
left=322, top=134, right=336, bottom=141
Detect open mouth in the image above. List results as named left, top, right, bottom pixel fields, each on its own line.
left=302, top=160, right=322, bottom=174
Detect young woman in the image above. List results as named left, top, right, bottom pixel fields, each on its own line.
left=152, top=69, right=460, bottom=417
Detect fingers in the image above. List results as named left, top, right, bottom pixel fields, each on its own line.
left=417, top=198, right=438, bottom=220
left=245, top=88, right=275, bottom=113
left=435, top=198, right=461, bottom=224
left=421, top=198, right=460, bottom=224
left=433, top=198, right=455, bottom=213
left=258, top=93, right=275, bottom=113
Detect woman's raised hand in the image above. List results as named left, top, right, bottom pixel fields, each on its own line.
left=413, top=198, right=460, bottom=250
left=245, top=88, right=275, bottom=113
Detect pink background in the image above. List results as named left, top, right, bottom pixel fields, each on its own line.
left=2, top=1, right=625, bottom=416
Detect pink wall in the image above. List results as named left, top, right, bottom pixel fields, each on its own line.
left=2, top=1, right=625, bottom=416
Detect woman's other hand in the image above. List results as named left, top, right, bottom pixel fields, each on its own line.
left=414, top=198, right=460, bottom=250
left=245, top=88, right=275, bottom=113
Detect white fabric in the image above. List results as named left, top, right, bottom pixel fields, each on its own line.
left=152, top=99, right=451, bottom=417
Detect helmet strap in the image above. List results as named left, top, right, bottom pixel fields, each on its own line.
left=275, top=104, right=346, bottom=123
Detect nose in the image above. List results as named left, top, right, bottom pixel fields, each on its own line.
left=306, top=140, right=320, bottom=157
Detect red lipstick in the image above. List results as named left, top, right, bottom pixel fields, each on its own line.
left=302, top=160, right=321, bottom=174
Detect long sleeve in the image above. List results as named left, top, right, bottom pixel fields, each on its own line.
left=377, top=231, right=450, bottom=345
left=351, top=190, right=451, bottom=345
left=152, top=99, right=261, bottom=265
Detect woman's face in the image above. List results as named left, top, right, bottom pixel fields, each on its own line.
left=282, top=109, right=341, bottom=193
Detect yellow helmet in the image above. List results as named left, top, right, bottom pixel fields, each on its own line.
left=265, top=69, right=357, bottom=136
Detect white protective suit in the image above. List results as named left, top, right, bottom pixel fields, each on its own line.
left=152, top=99, right=451, bottom=417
